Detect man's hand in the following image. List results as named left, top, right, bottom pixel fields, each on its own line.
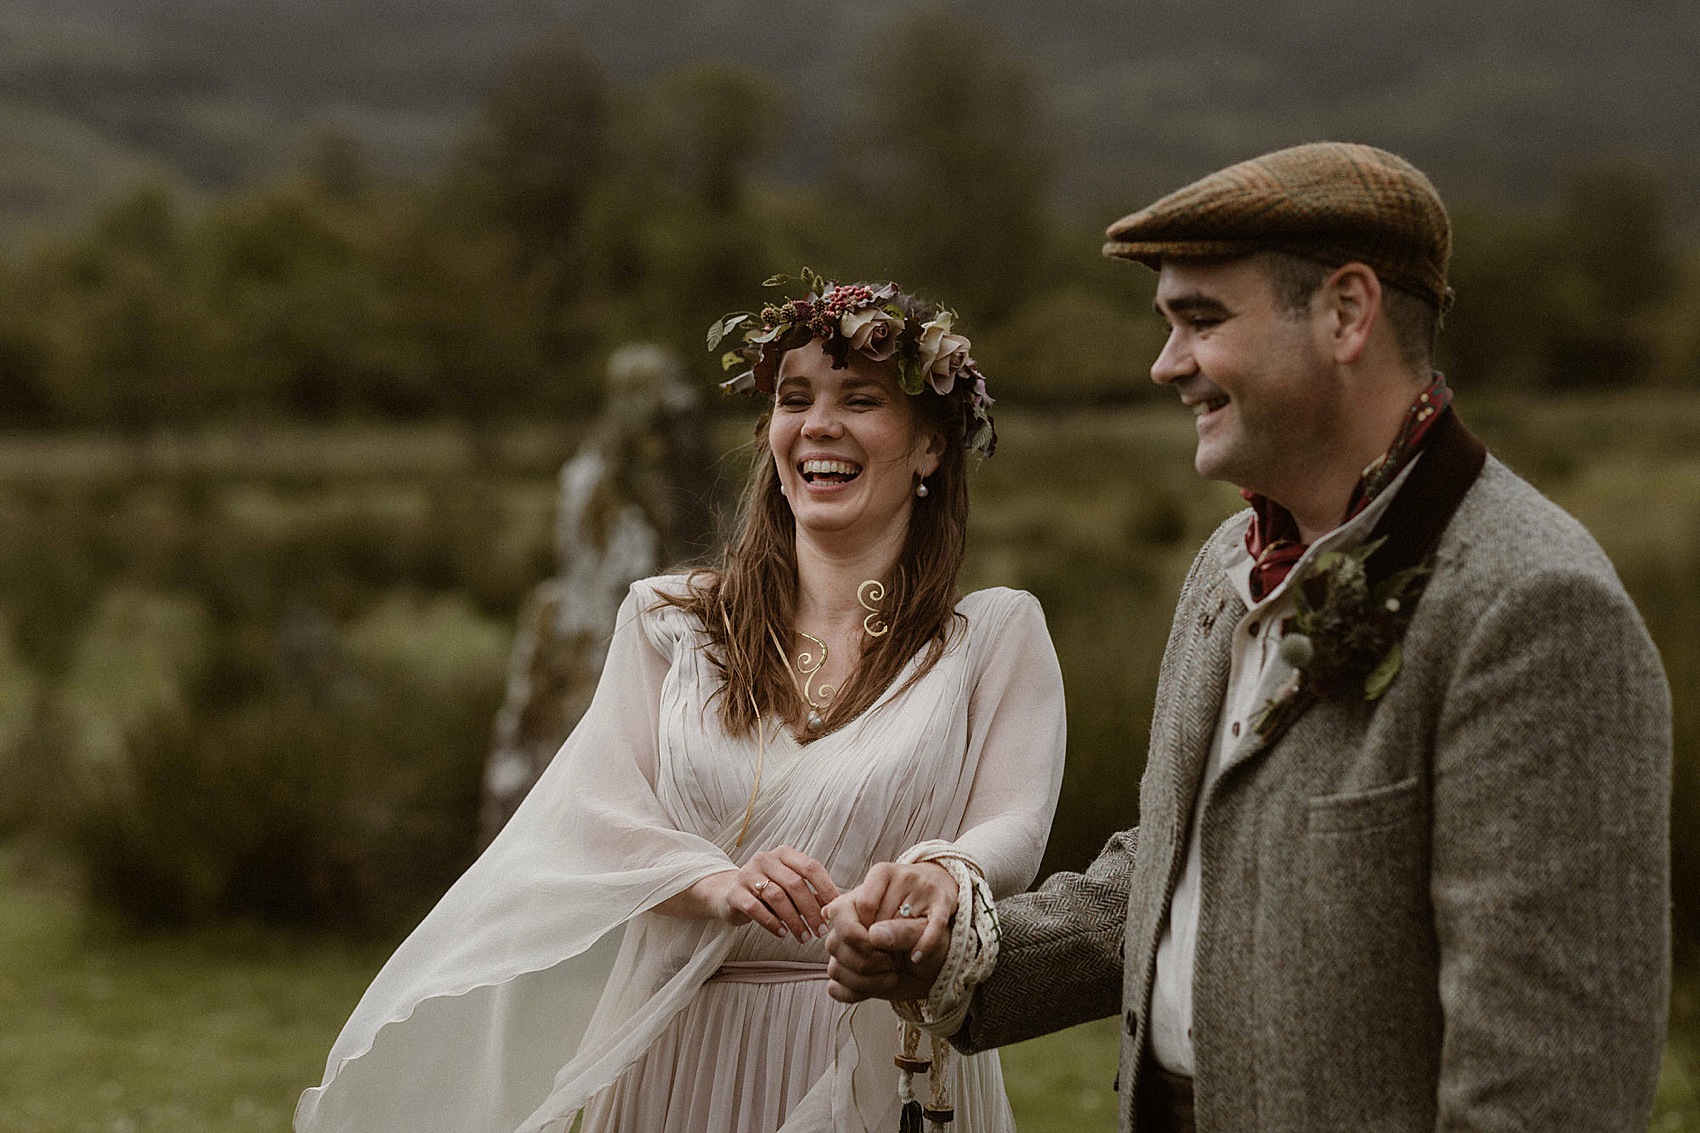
left=822, top=862, right=957, bottom=1004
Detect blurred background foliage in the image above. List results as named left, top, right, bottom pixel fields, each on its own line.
left=1, top=0, right=1696, bottom=977
left=1, top=3, right=1698, bottom=1128
left=2, top=7, right=1699, bottom=427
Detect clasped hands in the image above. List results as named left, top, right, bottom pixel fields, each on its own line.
left=823, top=861, right=957, bottom=1005
left=665, top=848, right=957, bottom=1003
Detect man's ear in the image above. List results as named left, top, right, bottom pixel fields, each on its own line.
left=1323, top=262, right=1382, bottom=365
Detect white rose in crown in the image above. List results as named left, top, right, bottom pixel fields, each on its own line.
left=916, top=313, right=972, bottom=395
left=839, top=306, right=904, bottom=362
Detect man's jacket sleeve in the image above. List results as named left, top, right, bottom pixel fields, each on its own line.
left=955, top=829, right=1137, bottom=1054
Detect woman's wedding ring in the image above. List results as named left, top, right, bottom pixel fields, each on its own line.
left=752, top=879, right=769, bottom=894
left=898, top=902, right=914, bottom=918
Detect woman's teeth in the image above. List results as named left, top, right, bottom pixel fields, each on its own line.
left=801, top=459, right=862, bottom=484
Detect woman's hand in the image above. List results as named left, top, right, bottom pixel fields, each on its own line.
left=669, top=845, right=840, bottom=942
left=841, top=861, right=959, bottom=965
left=821, top=862, right=958, bottom=1003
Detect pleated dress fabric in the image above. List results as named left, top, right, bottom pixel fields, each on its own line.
left=295, top=576, right=1066, bottom=1133
left=579, top=962, right=841, bottom=1130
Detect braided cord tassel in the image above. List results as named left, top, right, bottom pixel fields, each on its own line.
left=896, top=1020, right=928, bottom=1133
left=887, top=840, right=1000, bottom=1129
left=925, top=1034, right=955, bottom=1128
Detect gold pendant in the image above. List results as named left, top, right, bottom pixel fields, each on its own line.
left=796, top=631, right=836, bottom=730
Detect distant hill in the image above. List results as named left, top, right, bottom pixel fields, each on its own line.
left=0, top=97, right=175, bottom=241
left=4, top=0, right=1698, bottom=249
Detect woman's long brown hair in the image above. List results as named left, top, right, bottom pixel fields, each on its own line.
left=659, top=363, right=971, bottom=739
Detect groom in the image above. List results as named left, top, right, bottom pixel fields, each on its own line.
left=824, top=143, right=1672, bottom=1131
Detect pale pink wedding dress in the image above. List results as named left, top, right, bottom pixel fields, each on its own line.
left=295, top=576, right=1065, bottom=1133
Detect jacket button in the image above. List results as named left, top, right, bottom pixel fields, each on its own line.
left=1125, top=1009, right=1137, bottom=1033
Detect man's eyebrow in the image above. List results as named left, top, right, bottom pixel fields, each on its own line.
left=1153, top=293, right=1231, bottom=318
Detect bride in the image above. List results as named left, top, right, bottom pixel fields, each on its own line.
left=295, top=271, right=1066, bottom=1132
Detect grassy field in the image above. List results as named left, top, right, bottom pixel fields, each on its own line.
left=1, top=850, right=1696, bottom=1132
left=0, top=851, right=386, bottom=1133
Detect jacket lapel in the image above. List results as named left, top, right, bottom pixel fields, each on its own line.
left=1363, top=406, right=1487, bottom=585
left=1164, top=561, right=1241, bottom=847
left=1224, top=407, right=1488, bottom=767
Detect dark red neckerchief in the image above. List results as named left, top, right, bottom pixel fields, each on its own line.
left=1243, top=374, right=1453, bottom=602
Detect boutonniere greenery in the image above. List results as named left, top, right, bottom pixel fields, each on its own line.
left=1252, top=537, right=1431, bottom=740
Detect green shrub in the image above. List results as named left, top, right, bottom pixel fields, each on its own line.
left=0, top=613, right=44, bottom=833
left=63, top=593, right=507, bottom=932
left=56, top=587, right=213, bottom=787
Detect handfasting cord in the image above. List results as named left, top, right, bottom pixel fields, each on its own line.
left=888, top=840, right=1001, bottom=1130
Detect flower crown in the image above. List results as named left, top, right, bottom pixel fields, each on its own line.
left=708, top=268, right=997, bottom=458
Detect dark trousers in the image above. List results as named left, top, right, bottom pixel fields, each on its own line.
left=1136, top=1051, right=1195, bottom=1133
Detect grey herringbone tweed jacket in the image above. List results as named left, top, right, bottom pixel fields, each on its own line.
left=960, top=423, right=1672, bottom=1131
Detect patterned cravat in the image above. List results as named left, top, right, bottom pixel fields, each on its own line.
left=1243, top=374, right=1453, bottom=602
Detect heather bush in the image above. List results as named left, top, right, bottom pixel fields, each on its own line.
left=0, top=614, right=43, bottom=833
left=69, top=594, right=507, bottom=930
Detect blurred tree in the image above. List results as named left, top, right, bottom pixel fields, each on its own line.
left=835, top=10, right=1055, bottom=322
left=369, top=202, right=556, bottom=423
left=1438, top=202, right=1566, bottom=390
left=92, top=183, right=182, bottom=267
left=299, top=127, right=374, bottom=203
left=608, top=62, right=795, bottom=366
left=435, top=30, right=621, bottom=411
left=1442, top=162, right=1680, bottom=391
left=645, top=61, right=785, bottom=215
left=0, top=263, right=61, bottom=426
left=1651, top=249, right=1700, bottom=388
left=1561, top=159, right=1679, bottom=319
left=1544, top=159, right=1679, bottom=387
left=24, top=184, right=223, bottom=429
left=978, top=284, right=1166, bottom=405
left=196, top=180, right=559, bottom=424
left=200, top=187, right=386, bottom=419
left=448, top=30, right=612, bottom=291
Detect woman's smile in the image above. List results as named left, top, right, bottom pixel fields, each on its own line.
left=798, top=457, right=864, bottom=488
left=769, top=338, right=939, bottom=542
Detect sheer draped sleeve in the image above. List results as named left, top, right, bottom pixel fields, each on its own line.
left=295, top=579, right=739, bottom=1133
left=950, top=591, right=1067, bottom=897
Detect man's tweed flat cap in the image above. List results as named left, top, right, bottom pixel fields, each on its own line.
left=1103, top=141, right=1453, bottom=312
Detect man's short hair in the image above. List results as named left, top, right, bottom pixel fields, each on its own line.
left=1260, top=251, right=1438, bottom=369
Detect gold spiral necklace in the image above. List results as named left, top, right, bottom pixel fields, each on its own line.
left=793, top=579, right=889, bottom=733
left=736, top=580, right=889, bottom=849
